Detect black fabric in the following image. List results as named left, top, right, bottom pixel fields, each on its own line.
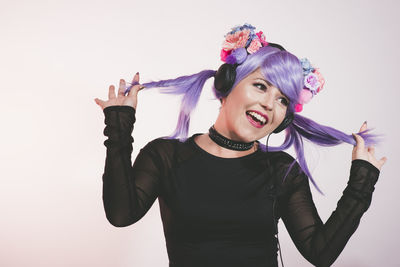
left=101, top=105, right=380, bottom=267
left=214, top=63, right=238, bottom=94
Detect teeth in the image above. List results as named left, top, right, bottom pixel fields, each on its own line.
left=247, top=111, right=266, bottom=124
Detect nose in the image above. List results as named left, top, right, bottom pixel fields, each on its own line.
left=260, top=91, right=274, bottom=111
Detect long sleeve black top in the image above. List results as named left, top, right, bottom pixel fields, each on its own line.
left=101, top=105, right=380, bottom=267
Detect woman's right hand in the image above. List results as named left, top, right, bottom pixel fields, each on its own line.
left=352, top=121, right=387, bottom=170
left=94, top=72, right=144, bottom=110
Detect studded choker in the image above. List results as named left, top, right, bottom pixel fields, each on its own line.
left=208, top=125, right=254, bottom=151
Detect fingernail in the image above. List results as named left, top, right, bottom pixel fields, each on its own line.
left=136, top=72, right=139, bottom=75
left=363, top=120, right=367, bottom=125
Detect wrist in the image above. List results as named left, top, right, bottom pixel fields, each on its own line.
left=348, top=159, right=380, bottom=193
left=103, top=105, right=136, bottom=115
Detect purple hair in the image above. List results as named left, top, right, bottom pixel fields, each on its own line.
left=139, top=46, right=378, bottom=194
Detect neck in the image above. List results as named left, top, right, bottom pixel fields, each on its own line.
left=209, top=125, right=254, bottom=150
left=213, top=112, right=239, bottom=141
left=205, top=110, right=257, bottom=157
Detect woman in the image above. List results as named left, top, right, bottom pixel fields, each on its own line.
left=94, top=24, right=386, bottom=267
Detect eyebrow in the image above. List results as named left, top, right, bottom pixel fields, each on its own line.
left=254, top=77, right=273, bottom=87
left=254, top=77, right=290, bottom=100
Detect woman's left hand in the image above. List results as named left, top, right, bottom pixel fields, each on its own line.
left=352, top=122, right=387, bottom=170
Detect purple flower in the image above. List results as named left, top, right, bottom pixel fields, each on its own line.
left=304, top=73, right=320, bottom=93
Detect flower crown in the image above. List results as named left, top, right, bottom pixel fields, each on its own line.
left=220, top=23, right=325, bottom=112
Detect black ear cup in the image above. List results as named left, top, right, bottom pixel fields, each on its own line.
left=273, top=112, right=294, bottom=133
left=214, top=44, right=284, bottom=94
left=214, top=63, right=238, bottom=94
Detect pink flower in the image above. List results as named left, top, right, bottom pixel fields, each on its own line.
left=256, top=31, right=268, bottom=46
left=222, top=29, right=250, bottom=51
left=247, top=39, right=262, bottom=54
left=298, top=89, right=313, bottom=104
left=314, top=69, right=325, bottom=92
left=220, top=49, right=232, bottom=62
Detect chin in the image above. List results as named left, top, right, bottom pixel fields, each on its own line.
left=236, top=129, right=262, bottom=142
left=233, top=120, right=272, bottom=142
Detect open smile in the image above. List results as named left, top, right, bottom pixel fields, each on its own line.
left=245, top=110, right=269, bottom=128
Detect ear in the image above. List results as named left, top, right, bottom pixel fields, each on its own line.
left=220, top=97, right=227, bottom=106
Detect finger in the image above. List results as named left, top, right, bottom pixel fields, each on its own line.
left=118, top=79, right=126, bottom=96
left=359, top=121, right=367, bottom=133
left=378, top=156, right=387, bottom=168
left=94, top=98, right=105, bottom=109
left=108, top=85, right=116, bottom=99
left=131, top=72, right=140, bottom=83
left=367, top=146, right=375, bottom=155
left=352, top=133, right=365, bottom=149
left=126, top=72, right=140, bottom=93
left=127, top=84, right=145, bottom=96
left=125, top=81, right=140, bottom=94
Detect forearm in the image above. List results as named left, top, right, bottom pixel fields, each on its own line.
left=283, top=160, right=380, bottom=267
left=102, top=106, right=140, bottom=227
left=311, top=160, right=379, bottom=266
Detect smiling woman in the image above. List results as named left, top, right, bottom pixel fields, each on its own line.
left=214, top=69, right=289, bottom=144
left=94, top=24, right=386, bottom=267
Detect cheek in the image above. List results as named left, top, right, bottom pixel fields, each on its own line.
left=272, top=108, right=287, bottom=126
left=224, top=102, right=241, bottom=125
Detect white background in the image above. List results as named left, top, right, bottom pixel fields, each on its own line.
left=1, top=0, right=399, bottom=266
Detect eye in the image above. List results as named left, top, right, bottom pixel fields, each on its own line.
left=277, top=96, right=289, bottom=107
left=253, top=82, right=267, bottom=91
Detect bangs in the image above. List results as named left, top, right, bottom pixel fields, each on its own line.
left=260, top=51, right=303, bottom=112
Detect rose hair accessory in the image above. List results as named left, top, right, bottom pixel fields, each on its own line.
left=295, top=58, right=325, bottom=112
left=220, top=23, right=325, bottom=113
left=220, top=23, right=268, bottom=64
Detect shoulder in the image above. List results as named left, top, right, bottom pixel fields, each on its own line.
left=141, top=137, right=181, bottom=156
left=144, top=136, right=180, bottom=149
left=133, top=138, right=181, bottom=173
left=263, top=150, right=308, bottom=191
left=262, top=150, right=299, bottom=171
left=269, top=150, right=296, bottom=164
left=140, top=136, right=197, bottom=167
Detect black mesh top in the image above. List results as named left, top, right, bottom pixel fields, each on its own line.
left=101, top=105, right=380, bottom=267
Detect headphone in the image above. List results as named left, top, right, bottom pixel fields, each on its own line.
left=214, top=42, right=294, bottom=134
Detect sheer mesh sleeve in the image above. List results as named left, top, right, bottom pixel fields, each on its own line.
left=280, top=159, right=380, bottom=267
left=102, top=105, right=162, bottom=227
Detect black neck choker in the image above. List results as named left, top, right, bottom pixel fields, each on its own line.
left=208, top=125, right=254, bottom=151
